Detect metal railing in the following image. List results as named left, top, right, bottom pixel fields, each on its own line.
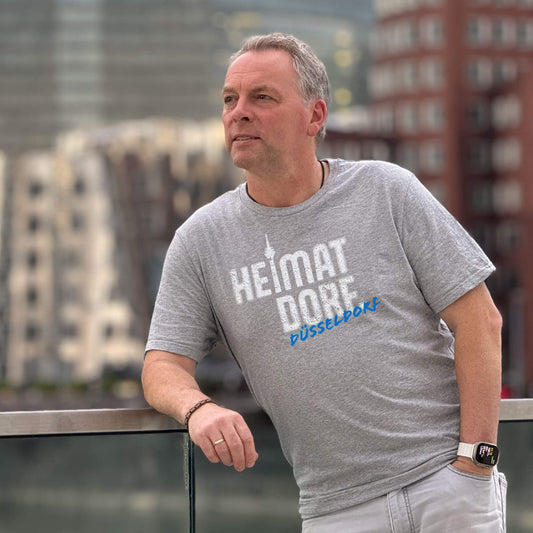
left=499, top=398, right=533, bottom=422
left=1, top=398, right=533, bottom=532
left=0, top=407, right=195, bottom=533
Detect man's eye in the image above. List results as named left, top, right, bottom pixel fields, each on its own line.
left=258, top=94, right=271, bottom=100
left=224, top=95, right=235, bottom=104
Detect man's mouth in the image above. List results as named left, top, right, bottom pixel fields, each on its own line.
left=233, top=136, right=260, bottom=142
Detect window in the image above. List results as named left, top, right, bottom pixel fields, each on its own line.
left=493, top=19, right=517, bottom=48
left=71, top=212, right=86, bottom=230
left=420, top=17, right=444, bottom=48
left=396, top=143, right=419, bottom=173
left=466, top=17, right=492, bottom=47
left=368, top=141, right=390, bottom=161
left=419, top=141, right=444, bottom=173
left=397, top=60, right=418, bottom=92
left=103, top=324, right=114, bottom=338
left=471, top=182, right=493, bottom=215
left=369, top=65, right=396, bottom=98
left=493, top=180, right=522, bottom=215
left=25, top=322, right=41, bottom=341
left=396, top=102, right=418, bottom=134
left=419, top=100, right=445, bottom=132
left=74, top=177, right=86, bottom=195
left=493, top=138, right=521, bottom=171
left=492, top=96, right=521, bottom=130
left=61, top=322, right=79, bottom=338
left=517, top=21, right=533, bottom=49
left=468, top=140, right=492, bottom=173
left=467, top=57, right=492, bottom=88
left=28, top=181, right=44, bottom=197
left=470, top=223, right=493, bottom=256
left=373, top=105, right=394, bottom=134
left=386, top=20, right=418, bottom=53
left=493, top=59, right=518, bottom=85
left=62, top=285, right=81, bottom=303
left=419, top=58, right=443, bottom=89
left=495, top=221, right=521, bottom=255
left=62, top=249, right=81, bottom=268
left=27, top=286, right=38, bottom=305
left=28, top=215, right=41, bottom=233
left=27, top=250, right=39, bottom=269
left=467, top=99, right=491, bottom=130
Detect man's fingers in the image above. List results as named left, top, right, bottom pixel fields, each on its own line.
left=219, top=430, right=245, bottom=470
left=201, top=437, right=222, bottom=464
left=234, top=419, right=259, bottom=468
left=188, top=405, right=258, bottom=471
left=211, top=425, right=253, bottom=472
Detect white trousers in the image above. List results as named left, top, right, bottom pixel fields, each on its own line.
left=302, top=464, right=507, bottom=533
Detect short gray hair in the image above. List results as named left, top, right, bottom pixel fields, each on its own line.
left=229, top=33, right=330, bottom=144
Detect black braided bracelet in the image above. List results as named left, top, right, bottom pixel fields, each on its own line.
left=184, top=398, right=213, bottom=429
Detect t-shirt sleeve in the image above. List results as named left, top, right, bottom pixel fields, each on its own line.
left=399, top=173, right=495, bottom=314
left=145, top=229, right=219, bottom=361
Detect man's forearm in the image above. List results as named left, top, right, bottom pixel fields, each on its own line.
left=453, top=318, right=502, bottom=446
left=439, top=283, right=503, bottom=475
left=142, top=350, right=209, bottom=425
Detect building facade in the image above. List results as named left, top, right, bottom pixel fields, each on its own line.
left=2, top=119, right=238, bottom=385
left=322, top=0, right=533, bottom=394
left=0, top=0, right=372, bottom=155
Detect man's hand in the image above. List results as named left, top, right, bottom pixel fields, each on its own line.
left=451, top=457, right=493, bottom=477
left=187, top=402, right=259, bottom=472
left=142, top=350, right=258, bottom=472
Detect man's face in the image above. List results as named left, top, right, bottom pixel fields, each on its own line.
left=222, top=49, right=316, bottom=174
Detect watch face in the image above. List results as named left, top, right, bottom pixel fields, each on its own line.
left=475, top=443, right=499, bottom=466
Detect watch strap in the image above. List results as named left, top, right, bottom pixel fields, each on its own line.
left=457, top=442, right=475, bottom=460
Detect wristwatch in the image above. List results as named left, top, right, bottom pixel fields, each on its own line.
left=457, top=442, right=500, bottom=467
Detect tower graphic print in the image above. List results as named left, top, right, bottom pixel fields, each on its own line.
left=229, top=234, right=380, bottom=342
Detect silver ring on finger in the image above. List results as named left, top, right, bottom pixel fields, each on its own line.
left=213, top=438, right=225, bottom=446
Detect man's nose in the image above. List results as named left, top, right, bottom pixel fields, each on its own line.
left=232, top=99, right=252, bottom=122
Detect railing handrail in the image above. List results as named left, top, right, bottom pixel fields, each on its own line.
left=499, top=398, right=533, bottom=422
left=0, top=407, right=183, bottom=437
left=0, top=399, right=532, bottom=438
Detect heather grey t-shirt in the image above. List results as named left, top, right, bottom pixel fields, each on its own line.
left=146, top=159, right=495, bottom=519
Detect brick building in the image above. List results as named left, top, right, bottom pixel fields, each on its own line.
left=322, top=0, right=533, bottom=395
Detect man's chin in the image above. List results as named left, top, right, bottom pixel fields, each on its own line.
left=229, top=153, right=255, bottom=171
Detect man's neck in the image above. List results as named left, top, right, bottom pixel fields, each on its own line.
left=244, top=159, right=327, bottom=208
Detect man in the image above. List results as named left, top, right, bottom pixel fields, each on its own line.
left=142, top=33, right=507, bottom=531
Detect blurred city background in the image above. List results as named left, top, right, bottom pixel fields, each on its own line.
left=1, top=0, right=532, bottom=410
left=1, top=1, right=533, bottom=532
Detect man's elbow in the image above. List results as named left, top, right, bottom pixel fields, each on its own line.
left=486, top=302, right=503, bottom=335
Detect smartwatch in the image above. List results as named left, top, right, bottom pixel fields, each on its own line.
left=457, top=442, right=500, bottom=467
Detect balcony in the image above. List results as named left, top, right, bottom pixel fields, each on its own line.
left=1, top=399, right=532, bottom=532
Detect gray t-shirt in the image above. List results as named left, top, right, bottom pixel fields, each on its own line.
left=146, top=159, right=495, bottom=519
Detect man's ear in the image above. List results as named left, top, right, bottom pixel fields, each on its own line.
left=307, top=99, right=327, bottom=138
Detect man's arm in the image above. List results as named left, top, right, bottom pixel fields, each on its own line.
left=142, top=350, right=258, bottom=472
left=439, top=282, right=502, bottom=476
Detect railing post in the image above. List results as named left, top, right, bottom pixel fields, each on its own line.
left=185, top=434, right=196, bottom=533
